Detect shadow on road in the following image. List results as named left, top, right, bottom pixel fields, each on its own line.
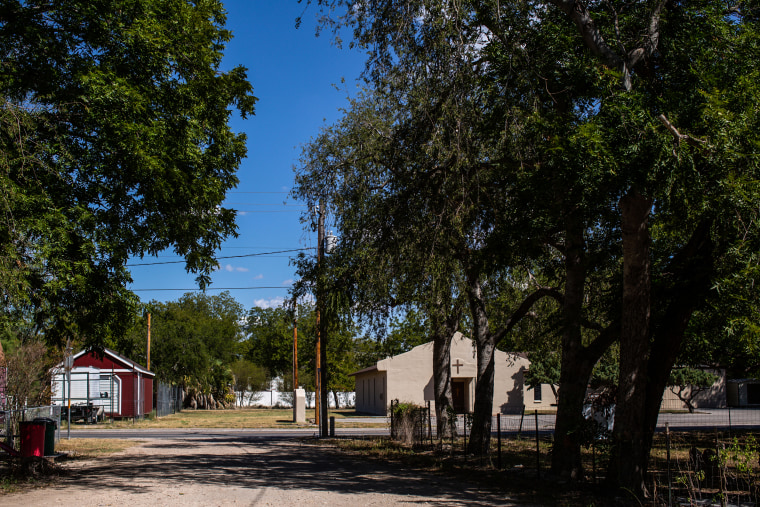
left=59, top=438, right=514, bottom=505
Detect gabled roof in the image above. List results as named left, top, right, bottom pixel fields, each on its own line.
left=349, top=333, right=530, bottom=377
left=59, top=348, right=154, bottom=376
left=348, top=365, right=378, bottom=377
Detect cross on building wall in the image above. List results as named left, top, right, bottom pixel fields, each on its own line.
left=452, top=359, right=464, bottom=375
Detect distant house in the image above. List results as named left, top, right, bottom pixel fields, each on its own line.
left=350, top=333, right=537, bottom=416
left=727, top=379, right=760, bottom=407
left=52, top=348, right=154, bottom=419
left=661, top=368, right=727, bottom=410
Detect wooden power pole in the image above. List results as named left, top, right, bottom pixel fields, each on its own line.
left=293, top=303, right=298, bottom=390
left=315, top=202, right=328, bottom=437
left=146, top=313, right=151, bottom=370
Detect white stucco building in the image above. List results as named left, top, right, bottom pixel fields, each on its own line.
left=350, top=333, right=551, bottom=416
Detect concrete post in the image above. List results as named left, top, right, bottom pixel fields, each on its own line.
left=293, top=388, right=306, bottom=423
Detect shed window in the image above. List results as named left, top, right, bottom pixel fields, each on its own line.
left=533, top=385, right=542, bottom=402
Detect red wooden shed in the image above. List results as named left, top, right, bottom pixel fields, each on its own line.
left=53, top=348, right=154, bottom=419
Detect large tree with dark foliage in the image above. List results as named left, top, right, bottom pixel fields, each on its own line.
left=0, top=0, right=256, bottom=348
left=300, top=0, right=760, bottom=497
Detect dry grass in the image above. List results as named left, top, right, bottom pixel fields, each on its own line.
left=326, top=431, right=760, bottom=505
left=55, top=438, right=142, bottom=458
left=323, top=437, right=611, bottom=505
left=62, top=408, right=386, bottom=430
left=0, top=439, right=141, bottom=496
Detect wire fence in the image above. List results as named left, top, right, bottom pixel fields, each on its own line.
left=155, top=382, right=183, bottom=418
left=411, top=407, right=760, bottom=438
left=388, top=400, right=760, bottom=504
left=1, top=406, right=62, bottom=451
left=51, top=372, right=119, bottom=422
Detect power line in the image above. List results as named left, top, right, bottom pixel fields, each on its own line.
left=131, top=286, right=289, bottom=291
left=224, top=203, right=305, bottom=206
left=128, top=248, right=313, bottom=267
left=232, top=209, right=303, bottom=213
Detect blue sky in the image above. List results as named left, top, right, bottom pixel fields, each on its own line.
left=126, top=2, right=365, bottom=310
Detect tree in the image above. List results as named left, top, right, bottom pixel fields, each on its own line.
left=246, top=305, right=306, bottom=380
left=230, top=359, right=269, bottom=407
left=293, top=83, right=473, bottom=435
left=354, top=310, right=430, bottom=367
left=667, top=367, right=718, bottom=414
left=244, top=301, right=361, bottom=405
left=0, top=339, right=59, bottom=439
left=0, top=0, right=256, bottom=349
left=301, top=0, right=760, bottom=495
left=119, top=292, right=245, bottom=405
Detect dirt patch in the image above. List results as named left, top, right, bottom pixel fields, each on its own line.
left=1, top=436, right=528, bottom=506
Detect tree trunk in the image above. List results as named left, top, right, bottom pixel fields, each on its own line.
left=468, top=333, right=495, bottom=455
left=608, top=191, right=653, bottom=495
left=465, top=270, right=495, bottom=456
left=431, top=303, right=460, bottom=438
left=551, top=212, right=591, bottom=479
left=432, top=330, right=453, bottom=437
left=611, top=219, right=715, bottom=494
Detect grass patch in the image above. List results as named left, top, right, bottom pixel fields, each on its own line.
left=55, top=438, right=142, bottom=459
left=0, top=439, right=138, bottom=497
left=63, top=408, right=387, bottom=430
left=316, top=436, right=609, bottom=505
left=320, top=430, right=760, bottom=506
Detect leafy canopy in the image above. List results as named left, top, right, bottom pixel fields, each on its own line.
left=0, top=0, right=256, bottom=348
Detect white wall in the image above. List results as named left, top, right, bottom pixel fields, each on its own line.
left=235, top=390, right=355, bottom=409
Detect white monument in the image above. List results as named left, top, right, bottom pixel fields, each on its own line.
left=293, top=388, right=306, bottom=423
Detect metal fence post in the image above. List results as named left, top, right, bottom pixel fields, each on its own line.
left=666, top=423, right=671, bottom=507
left=390, top=399, right=394, bottom=439
left=535, top=410, right=540, bottom=479
left=497, top=414, right=502, bottom=470
left=427, top=400, right=432, bottom=444
left=463, top=414, right=468, bottom=461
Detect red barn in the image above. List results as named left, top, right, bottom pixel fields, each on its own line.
left=53, top=348, right=154, bottom=419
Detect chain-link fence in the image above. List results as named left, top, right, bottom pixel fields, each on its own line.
left=51, top=371, right=118, bottom=423
left=155, top=382, right=182, bottom=418
left=387, top=401, right=760, bottom=503
left=1, top=405, right=62, bottom=452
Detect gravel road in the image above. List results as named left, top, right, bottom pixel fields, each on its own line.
left=2, top=437, right=526, bottom=506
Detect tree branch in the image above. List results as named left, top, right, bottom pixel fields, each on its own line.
left=548, top=0, right=669, bottom=90
left=494, top=287, right=564, bottom=342
left=546, top=0, right=623, bottom=70
left=657, top=114, right=707, bottom=149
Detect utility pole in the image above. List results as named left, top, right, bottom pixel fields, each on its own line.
left=292, top=302, right=298, bottom=390
left=146, top=313, right=151, bottom=370
left=64, top=339, right=72, bottom=440
left=315, top=201, right=328, bottom=437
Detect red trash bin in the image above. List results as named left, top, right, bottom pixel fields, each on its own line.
left=19, top=421, right=46, bottom=457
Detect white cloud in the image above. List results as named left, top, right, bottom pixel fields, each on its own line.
left=282, top=278, right=294, bottom=286
left=253, top=297, right=285, bottom=309
left=253, top=273, right=264, bottom=280
left=223, top=264, right=249, bottom=273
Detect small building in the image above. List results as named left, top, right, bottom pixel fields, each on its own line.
left=661, top=368, right=727, bottom=410
left=53, top=348, right=154, bottom=419
left=727, top=379, right=760, bottom=407
left=351, top=333, right=532, bottom=416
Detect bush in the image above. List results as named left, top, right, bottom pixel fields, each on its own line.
left=391, top=401, right=428, bottom=446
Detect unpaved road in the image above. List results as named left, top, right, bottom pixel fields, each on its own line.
left=2, top=436, right=526, bottom=506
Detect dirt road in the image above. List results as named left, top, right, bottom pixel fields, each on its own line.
left=2, top=437, right=525, bottom=506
